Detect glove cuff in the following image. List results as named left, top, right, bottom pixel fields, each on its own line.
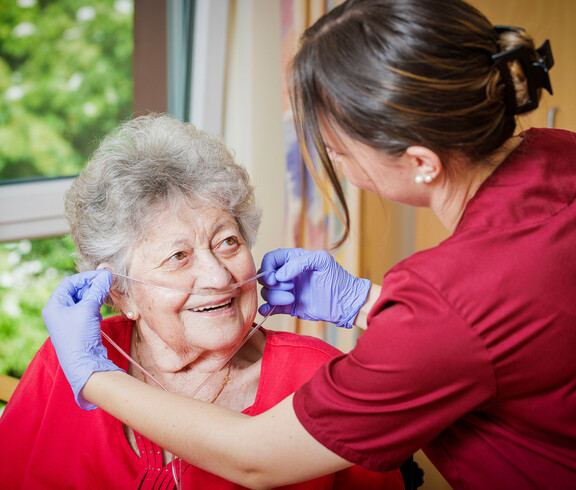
left=73, top=357, right=125, bottom=410
left=65, top=338, right=125, bottom=410
left=336, top=278, right=372, bottom=329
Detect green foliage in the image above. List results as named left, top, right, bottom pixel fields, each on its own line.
left=0, top=0, right=133, bottom=378
left=0, top=237, right=76, bottom=377
left=0, top=0, right=133, bottom=180
left=0, top=237, right=116, bottom=378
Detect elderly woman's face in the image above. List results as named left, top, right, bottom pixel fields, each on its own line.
left=125, top=203, right=258, bottom=369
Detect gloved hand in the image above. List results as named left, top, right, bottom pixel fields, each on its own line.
left=258, top=248, right=371, bottom=328
left=42, top=269, right=123, bottom=410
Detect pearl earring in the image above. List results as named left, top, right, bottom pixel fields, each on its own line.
left=126, top=311, right=134, bottom=319
left=415, top=174, right=434, bottom=184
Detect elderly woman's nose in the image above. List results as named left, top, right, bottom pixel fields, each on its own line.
left=193, top=251, right=232, bottom=287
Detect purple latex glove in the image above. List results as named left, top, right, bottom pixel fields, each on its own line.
left=42, top=270, right=123, bottom=410
left=258, top=248, right=371, bottom=329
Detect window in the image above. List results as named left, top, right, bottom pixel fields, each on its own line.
left=0, top=0, right=134, bottom=387
left=1, top=0, right=133, bottom=183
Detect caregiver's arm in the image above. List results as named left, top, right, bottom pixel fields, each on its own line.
left=84, top=372, right=352, bottom=488
left=353, top=283, right=381, bottom=330
left=42, top=270, right=353, bottom=488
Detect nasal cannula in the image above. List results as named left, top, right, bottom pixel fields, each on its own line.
left=100, top=271, right=276, bottom=487
left=101, top=306, right=276, bottom=394
left=110, top=270, right=273, bottom=295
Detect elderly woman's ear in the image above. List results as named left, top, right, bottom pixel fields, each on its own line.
left=96, top=264, right=140, bottom=321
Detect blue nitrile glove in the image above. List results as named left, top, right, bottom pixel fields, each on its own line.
left=42, top=270, right=123, bottom=410
left=258, top=248, right=371, bottom=328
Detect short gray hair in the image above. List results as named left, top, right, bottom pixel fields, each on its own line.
left=65, top=113, right=262, bottom=280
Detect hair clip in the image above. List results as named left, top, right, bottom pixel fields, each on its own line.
left=491, top=26, right=554, bottom=115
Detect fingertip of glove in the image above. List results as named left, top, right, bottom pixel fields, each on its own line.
left=258, top=304, right=271, bottom=316
left=336, top=320, right=354, bottom=329
left=97, top=269, right=113, bottom=286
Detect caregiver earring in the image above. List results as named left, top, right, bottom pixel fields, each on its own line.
left=126, top=311, right=134, bottom=319
left=415, top=174, right=434, bottom=184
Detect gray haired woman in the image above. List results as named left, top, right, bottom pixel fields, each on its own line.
left=0, top=113, right=402, bottom=489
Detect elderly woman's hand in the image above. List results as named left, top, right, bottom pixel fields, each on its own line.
left=42, top=270, right=123, bottom=409
left=258, top=248, right=371, bottom=328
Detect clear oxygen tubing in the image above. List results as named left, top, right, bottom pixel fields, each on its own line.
left=100, top=305, right=276, bottom=489
left=110, top=270, right=273, bottom=296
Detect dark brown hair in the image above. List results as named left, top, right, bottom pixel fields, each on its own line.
left=290, top=0, right=539, bottom=245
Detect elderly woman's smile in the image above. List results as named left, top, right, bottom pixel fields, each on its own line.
left=189, top=297, right=233, bottom=313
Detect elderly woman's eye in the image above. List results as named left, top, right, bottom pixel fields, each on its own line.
left=217, top=236, right=240, bottom=252
left=223, top=237, right=239, bottom=247
left=171, top=251, right=187, bottom=261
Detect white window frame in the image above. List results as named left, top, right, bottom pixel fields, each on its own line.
left=0, top=178, right=73, bottom=243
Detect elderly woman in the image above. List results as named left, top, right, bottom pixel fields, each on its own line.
left=0, top=114, right=403, bottom=489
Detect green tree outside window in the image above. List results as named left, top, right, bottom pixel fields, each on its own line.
left=0, top=0, right=133, bottom=180
left=0, top=0, right=133, bottom=406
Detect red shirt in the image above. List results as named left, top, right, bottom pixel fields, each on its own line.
left=0, top=316, right=402, bottom=489
left=294, top=128, right=576, bottom=489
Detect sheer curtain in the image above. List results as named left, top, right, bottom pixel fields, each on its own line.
left=280, top=0, right=360, bottom=351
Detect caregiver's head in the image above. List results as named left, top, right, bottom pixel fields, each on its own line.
left=64, top=113, right=262, bottom=366
left=290, top=0, right=550, bottom=240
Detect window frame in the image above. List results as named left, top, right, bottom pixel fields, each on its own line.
left=0, top=178, right=74, bottom=242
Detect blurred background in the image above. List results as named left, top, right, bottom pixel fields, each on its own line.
left=0, top=0, right=133, bottom=382
left=1, top=2, right=574, bottom=486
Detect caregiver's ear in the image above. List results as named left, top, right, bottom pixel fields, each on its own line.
left=404, top=145, right=443, bottom=179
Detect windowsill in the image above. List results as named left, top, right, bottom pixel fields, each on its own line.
left=0, top=178, right=73, bottom=242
